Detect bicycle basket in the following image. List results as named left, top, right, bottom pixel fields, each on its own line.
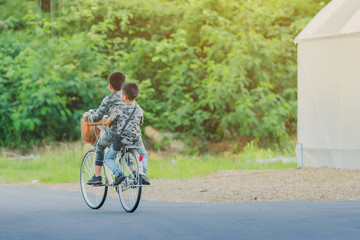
left=81, top=118, right=103, bottom=143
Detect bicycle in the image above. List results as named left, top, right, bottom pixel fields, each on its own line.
left=80, top=113, right=144, bottom=212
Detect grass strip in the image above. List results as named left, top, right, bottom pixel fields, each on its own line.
left=0, top=141, right=297, bottom=184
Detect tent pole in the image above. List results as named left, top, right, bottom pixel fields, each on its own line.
left=300, top=143, right=303, bottom=168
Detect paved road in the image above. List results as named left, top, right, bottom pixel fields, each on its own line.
left=0, top=185, right=360, bottom=240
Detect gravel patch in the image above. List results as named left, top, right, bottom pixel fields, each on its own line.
left=9, top=168, right=360, bottom=203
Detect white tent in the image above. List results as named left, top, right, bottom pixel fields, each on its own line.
left=295, top=0, right=360, bottom=169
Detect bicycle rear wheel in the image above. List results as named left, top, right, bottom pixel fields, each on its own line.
left=80, top=149, right=108, bottom=209
left=118, top=149, right=142, bottom=213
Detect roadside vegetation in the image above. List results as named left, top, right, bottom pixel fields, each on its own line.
left=0, top=140, right=296, bottom=184
left=0, top=0, right=330, bottom=148
left=0, top=0, right=328, bottom=182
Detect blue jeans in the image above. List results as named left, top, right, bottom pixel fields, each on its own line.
left=137, top=143, right=148, bottom=174
left=96, top=130, right=148, bottom=173
left=104, top=143, right=149, bottom=176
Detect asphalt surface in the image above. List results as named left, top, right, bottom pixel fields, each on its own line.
left=1, top=185, right=360, bottom=240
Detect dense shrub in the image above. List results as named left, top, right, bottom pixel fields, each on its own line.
left=0, top=0, right=331, bottom=147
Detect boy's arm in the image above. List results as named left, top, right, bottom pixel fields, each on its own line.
left=139, top=109, right=144, bottom=126
left=109, top=112, right=120, bottom=125
left=86, top=98, right=110, bottom=123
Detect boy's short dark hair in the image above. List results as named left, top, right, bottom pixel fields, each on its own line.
left=121, top=82, right=140, bottom=101
left=108, top=72, right=126, bottom=91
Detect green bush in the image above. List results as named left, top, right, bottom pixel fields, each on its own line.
left=0, top=0, right=331, bottom=148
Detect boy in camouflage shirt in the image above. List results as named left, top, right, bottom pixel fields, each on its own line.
left=83, top=72, right=150, bottom=185
left=102, top=82, right=148, bottom=185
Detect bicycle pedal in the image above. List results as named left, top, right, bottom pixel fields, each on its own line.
left=93, top=183, right=103, bottom=187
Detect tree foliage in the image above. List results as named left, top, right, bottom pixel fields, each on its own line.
left=0, top=0, right=331, bottom=147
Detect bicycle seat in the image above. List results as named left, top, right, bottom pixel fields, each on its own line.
left=124, top=145, right=140, bottom=150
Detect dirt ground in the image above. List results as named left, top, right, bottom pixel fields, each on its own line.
left=16, top=168, right=360, bottom=203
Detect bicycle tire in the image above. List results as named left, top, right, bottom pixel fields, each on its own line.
left=80, top=149, right=108, bottom=209
left=118, top=149, right=142, bottom=213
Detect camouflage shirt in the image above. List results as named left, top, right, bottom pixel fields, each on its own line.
left=86, top=91, right=124, bottom=133
left=111, top=103, right=143, bottom=146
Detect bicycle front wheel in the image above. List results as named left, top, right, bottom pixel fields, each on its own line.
left=80, top=149, right=108, bottom=209
left=118, top=149, right=142, bottom=213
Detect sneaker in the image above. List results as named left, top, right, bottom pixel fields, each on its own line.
left=113, top=172, right=126, bottom=186
left=87, top=175, right=102, bottom=185
left=141, top=175, right=150, bottom=185
left=131, top=171, right=150, bottom=185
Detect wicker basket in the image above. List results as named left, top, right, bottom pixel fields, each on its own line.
left=81, top=118, right=103, bottom=143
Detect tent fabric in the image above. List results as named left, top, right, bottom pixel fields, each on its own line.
left=295, top=0, right=360, bottom=169
left=295, top=0, right=360, bottom=42
left=341, top=8, right=360, bottom=34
